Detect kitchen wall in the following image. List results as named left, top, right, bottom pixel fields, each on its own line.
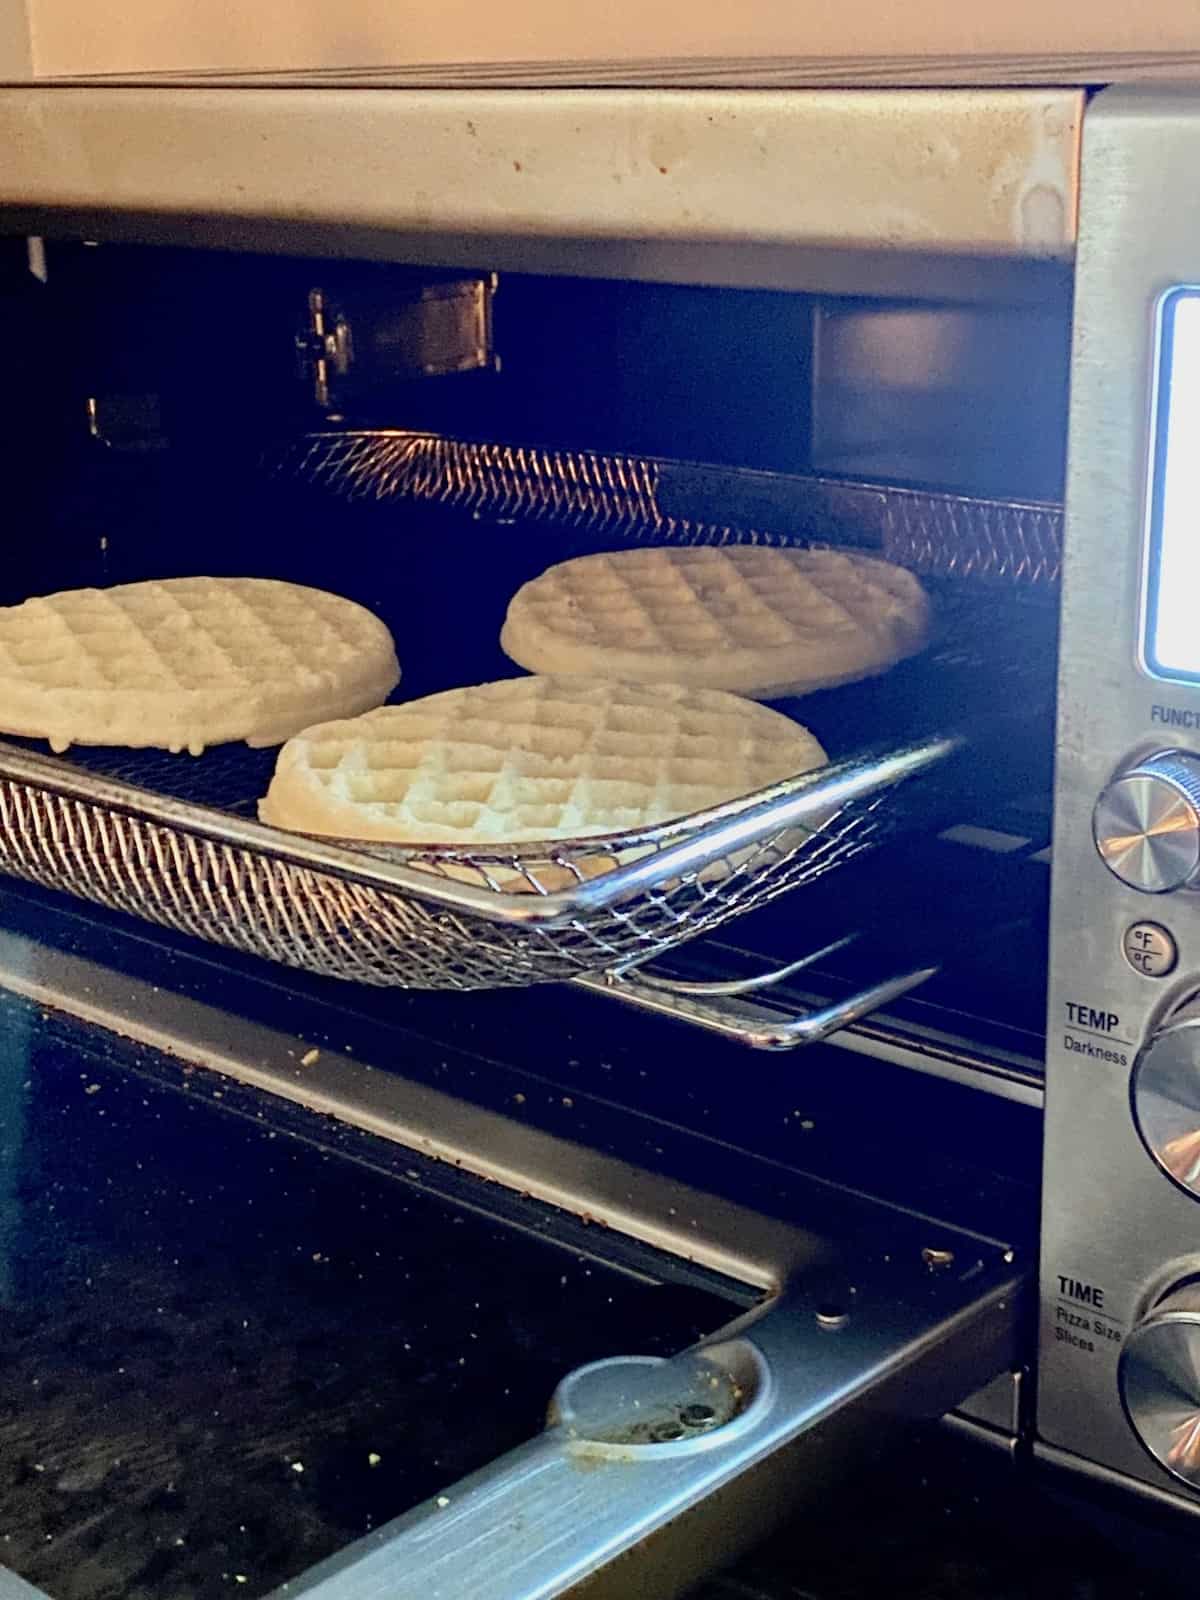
left=0, top=0, right=30, bottom=76
left=23, top=0, right=1200, bottom=79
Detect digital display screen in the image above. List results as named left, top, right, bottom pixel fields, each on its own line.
left=1146, top=288, right=1200, bottom=680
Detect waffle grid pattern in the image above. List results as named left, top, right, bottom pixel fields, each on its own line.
left=260, top=679, right=827, bottom=846
left=500, top=547, right=929, bottom=693
left=0, top=578, right=399, bottom=753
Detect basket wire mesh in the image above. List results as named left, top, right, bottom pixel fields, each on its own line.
left=0, top=428, right=1058, bottom=990
left=0, top=738, right=947, bottom=989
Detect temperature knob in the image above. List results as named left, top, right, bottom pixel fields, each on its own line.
left=1132, top=993, right=1200, bottom=1197
left=1093, top=752, right=1200, bottom=893
left=1120, top=1280, right=1200, bottom=1488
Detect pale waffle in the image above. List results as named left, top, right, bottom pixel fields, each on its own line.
left=258, top=675, right=828, bottom=846
left=500, top=546, right=931, bottom=698
left=0, top=577, right=400, bottom=755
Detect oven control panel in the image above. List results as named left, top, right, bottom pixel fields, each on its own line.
left=1040, top=87, right=1200, bottom=1508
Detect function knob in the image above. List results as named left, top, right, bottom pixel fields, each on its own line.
left=1094, top=752, right=1200, bottom=893
left=1120, top=1280, right=1200, bottom=1488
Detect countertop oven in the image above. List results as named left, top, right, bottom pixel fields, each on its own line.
left=0, top=72, right=1195, bottom=1600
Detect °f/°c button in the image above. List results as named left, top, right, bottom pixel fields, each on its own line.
left=1123, top=922, right=1178, bottom=978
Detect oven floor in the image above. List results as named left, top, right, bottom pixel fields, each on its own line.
left=0, top=1006, right=738, bottom=1600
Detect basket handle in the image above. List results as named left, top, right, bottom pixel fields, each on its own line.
left=575, top=957, right=937, bottom=1051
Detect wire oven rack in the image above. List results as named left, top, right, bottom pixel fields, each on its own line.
left=0, top=431, right=1061, bottom=995
left=279, top=429, right=1064, bottom=585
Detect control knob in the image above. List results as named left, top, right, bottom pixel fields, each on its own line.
left=1093, top=752, right=1200, bottom=893
left=1132, top=992, right=1200, bottom=1197
left=1120, top=1280, right=1200, bottom=1488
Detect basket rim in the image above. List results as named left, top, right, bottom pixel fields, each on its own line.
left=0, top=733, right=955, bottom=929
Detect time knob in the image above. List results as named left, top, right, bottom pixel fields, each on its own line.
left=1120, top=1279, right=1200, bottom=1488
left=1094, top=752, right=1200, bottom=892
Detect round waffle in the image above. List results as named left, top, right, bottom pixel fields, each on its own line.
left=258, top=675, right=827, bottom=845
left=500, top=546, right=931, bottom=698
left=0, top=577, right=400, bottom=755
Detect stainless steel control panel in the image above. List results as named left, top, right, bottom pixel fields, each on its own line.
left=1043, top=86, right=1200, bottom=1501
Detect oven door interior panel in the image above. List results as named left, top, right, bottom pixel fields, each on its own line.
left=0, top=896, right=1026, bottom=1600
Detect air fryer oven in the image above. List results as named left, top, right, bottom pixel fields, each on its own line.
left=0, top=222, right=1063, bottom=1599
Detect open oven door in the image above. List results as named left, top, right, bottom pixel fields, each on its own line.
left=0, top=888, right=1026, bottom=1600
left=273, top=1272, right=1020, bottom=1600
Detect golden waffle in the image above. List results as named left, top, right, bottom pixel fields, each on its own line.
left=258, top=675, right=827, bottom=845
left=0, top=577, right=400, bottom=755
left=500, top=546, right=931, bottom=698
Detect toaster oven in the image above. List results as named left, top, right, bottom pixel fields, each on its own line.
left=0, top=73, right=1196, bottom=1600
